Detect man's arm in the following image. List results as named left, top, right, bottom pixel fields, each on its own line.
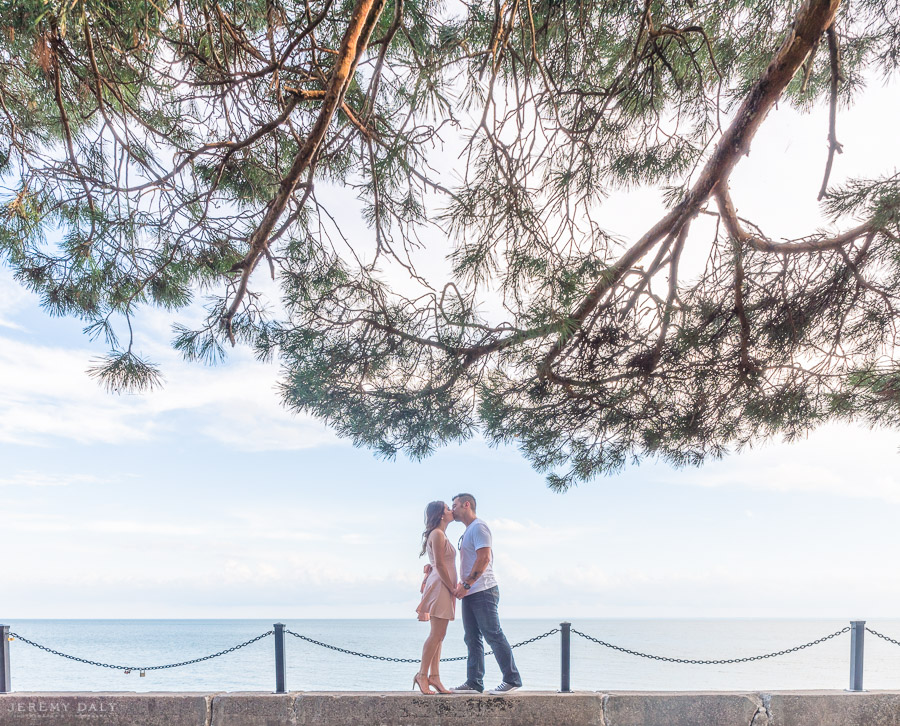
left=455, top=546, right=491, bottom=598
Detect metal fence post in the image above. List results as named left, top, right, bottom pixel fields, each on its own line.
left=560, top=622, right=571, bottom=693
left=1, top=624, right=11, bottom=693
left=849, top=620, right=865, bottom=692
left=274, top=623, right=286, bottom=694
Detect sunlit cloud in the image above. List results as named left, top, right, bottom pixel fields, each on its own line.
left=0, top=263, right=339, bottom=451
left=0, top=332, right=339, bottom=451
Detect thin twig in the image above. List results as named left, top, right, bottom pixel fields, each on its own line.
left=818, top=23, right=844, bottom=200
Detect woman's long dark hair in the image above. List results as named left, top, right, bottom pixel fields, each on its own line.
left=420, top=501, right=446, bottom=557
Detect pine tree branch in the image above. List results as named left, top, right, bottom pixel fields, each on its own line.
left=535, top=0, right=843, bottom=379
left=222, top=0, right=389, bottom=341
left=50, top=27, right=97, bottom=248
left=651, top=219, right=690, bottom=368
left=732, top=238, right=756, bottom=377
left=715, top=185, right=873, bottom=254
left=818, top=23, right=844, bottom=200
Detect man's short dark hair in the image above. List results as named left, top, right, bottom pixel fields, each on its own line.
left=453, top=493, right=476, bottom=512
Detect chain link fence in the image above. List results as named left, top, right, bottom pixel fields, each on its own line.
left=866, top=627, right=900, bottom=648
left=571, top=626, right=851, bottom=665
left=7, top=630, right=273, bottom=674
left=284, top=627, right=559, bottom=663
left=5, top=621, right=900, bottom=692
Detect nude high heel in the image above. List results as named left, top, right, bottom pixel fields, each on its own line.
left=413, top=672, right=433, bottom=695
left=428, top=676, right=451, bottom=694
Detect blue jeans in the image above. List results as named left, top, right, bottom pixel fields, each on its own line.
left=461, top=586, right=522, bottom=689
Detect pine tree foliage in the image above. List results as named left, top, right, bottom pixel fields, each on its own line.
left=1, top=0, right=899, bottom=486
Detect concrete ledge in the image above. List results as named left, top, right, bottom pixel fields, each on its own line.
left=0, top=694, right=209, bottom=726
left=603, top=692, right=765, bottom=726
left=768, top=692, right=900, bottom=726
left=291, top=693, right=604, bottom=726
left=3, top=691, right=900, bottom=726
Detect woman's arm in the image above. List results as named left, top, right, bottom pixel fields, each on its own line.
left=429, top=531, right=457, bottom=591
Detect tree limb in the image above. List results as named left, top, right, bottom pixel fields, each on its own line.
left=715, top=185, right=872, bottom=254
left=222, top=0, right=389, bottom=340
left=536, top=0, right=843, bottom=378
left=818, top=22, right=844, bottom=200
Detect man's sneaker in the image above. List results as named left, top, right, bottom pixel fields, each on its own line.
left=450, top=682, right=482, bottom=694
left=487, top=682, right=520, bottom=695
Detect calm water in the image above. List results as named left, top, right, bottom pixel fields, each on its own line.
left=5, top=619, right=900, bottom=692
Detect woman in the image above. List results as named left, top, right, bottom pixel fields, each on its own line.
left=413, top=500, right=457, bottom=694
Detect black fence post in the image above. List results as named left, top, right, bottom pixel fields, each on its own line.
left=559, top=622, right=571, bottom=693
left=274, top=623, right=286, bottom=694
left=1, top=624, right=10, bottom=693
left=849, top=620, right=865, bottom=692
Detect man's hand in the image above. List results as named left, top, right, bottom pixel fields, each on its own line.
left=454, top=583, right=468, bottom=599
left=421, top=564, right=433, bottom=593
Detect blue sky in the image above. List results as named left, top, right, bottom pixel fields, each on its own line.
left=1, top=76, right=899, bottom=621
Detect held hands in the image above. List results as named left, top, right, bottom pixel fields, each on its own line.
left=421, top=563, right=461, bottom=597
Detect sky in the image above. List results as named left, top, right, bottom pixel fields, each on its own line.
left=1, top=68, right=899, bottom=622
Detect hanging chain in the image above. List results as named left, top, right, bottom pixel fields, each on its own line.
left=8, top=631, right=273, bottom=672
left=9, top=625, right=858, bottom=672
left=571, top=627, right=850, bottom=665
left=285, top=627, right=560, bottom=663
left=866, top=627, right=900, bottom=647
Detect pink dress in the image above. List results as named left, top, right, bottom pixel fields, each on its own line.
left=416, top=532, right=457, bottom=621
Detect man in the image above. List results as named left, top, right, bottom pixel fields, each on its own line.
left=449, top=493, right=523, bottom=695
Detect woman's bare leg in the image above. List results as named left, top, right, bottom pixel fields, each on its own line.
left=414, top=621, right=434, bottom=695
left=424, top=618, right=450, bottom=693
left=420, top=617, right=449, bottom=685
left=430, top=640, right=442, bottom=676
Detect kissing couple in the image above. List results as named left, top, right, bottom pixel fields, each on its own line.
left=413, top=493, right=523, bottom=695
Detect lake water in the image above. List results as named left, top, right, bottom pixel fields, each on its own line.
left=4, top=619, right=900, bottom=692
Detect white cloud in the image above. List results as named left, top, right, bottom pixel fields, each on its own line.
left=2, top=514, right=209, bottom=537
left=0, top=471, right=106, bottom=487
left=0, top=260, right=340, bottom=451
left=195, top=399, right=339, bottom=451
left=672, top=424, right=900, bottom=503
left=0, top=339, right=152, bottom=445
left=0, top=317, right=25, bottom=331
left=0, top=332, right=340, bottom=450
left=0, top=269, right=35, bottom=330
left=488, top=518, right=606, bottom=550
left=489, top=517, right=529, bottom=532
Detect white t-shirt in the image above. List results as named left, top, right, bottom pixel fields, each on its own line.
left=458, top=518, right=497, bottom=595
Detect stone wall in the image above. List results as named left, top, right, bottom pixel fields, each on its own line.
left=3, top=691, right=900, bottom=726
